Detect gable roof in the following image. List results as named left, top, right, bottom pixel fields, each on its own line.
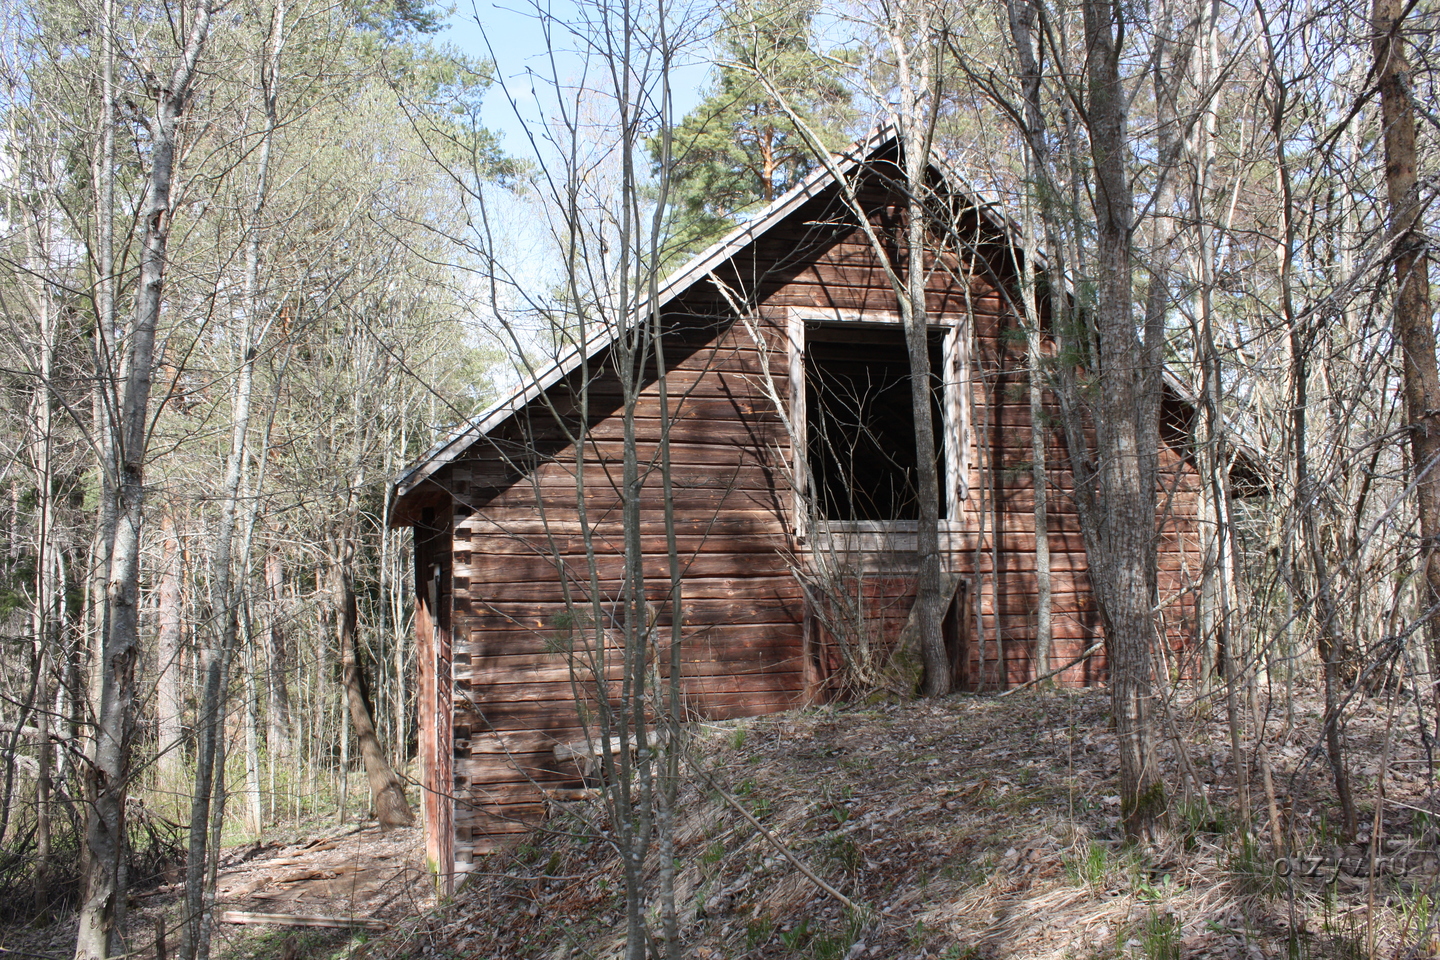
left=395, top=127, right=906, bottom=500
left=393, top=128, right=1254, bottom=505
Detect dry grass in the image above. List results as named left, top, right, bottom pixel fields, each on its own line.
left=372, top=683, right=1440, bottom=960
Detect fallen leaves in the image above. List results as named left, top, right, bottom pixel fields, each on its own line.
left=353, top=685, right=1440, bottom=960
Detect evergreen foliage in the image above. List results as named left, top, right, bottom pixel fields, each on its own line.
left=654, top=0, right=855, bottom=260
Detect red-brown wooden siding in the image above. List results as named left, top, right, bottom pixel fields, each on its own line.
left=401, top=172, right=1205, bottom=865
left=412, top=509, right=455, bottom=890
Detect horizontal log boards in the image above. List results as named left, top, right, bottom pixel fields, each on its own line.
left=400, top=163, right=1205, bottom=866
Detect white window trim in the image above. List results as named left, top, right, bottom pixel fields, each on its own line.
left=786, top=307, right=971, bottom=541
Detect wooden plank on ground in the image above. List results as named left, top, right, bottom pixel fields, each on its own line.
left=218, top=911, right=388, bottom=931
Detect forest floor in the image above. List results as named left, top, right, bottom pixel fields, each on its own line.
left=2, top=820, right=433, bottom=960
left=8, top=680, right=1439, bottom=960
left=361, top=681, right=1440, bottom=960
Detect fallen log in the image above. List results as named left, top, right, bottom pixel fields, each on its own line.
left=543, top=787, right=600, bottom=802
left=218, top=910, right=388, bottom=931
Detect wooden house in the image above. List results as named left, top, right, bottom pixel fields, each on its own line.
left=390, top=132, right=1205, bottom=888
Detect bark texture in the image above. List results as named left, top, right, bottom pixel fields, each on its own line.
left=75, top=4, right=213, bottom=956
left=1082, top=0, right=1166, bottom=841
left=901, top=124, right=948, bottom=697
left=888, top=2, right=948, bottom=696
left=337, top=567, right=414, bottom=831
left=1374, top=0, right=1440, bottom=719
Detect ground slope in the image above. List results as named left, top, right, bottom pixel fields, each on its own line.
left=373, top=684, right=1440, bottom=959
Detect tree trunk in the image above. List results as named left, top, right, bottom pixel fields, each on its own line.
left=242, top=620, right=264, bottom=835
left=890, top=8, right=948, bottom=697
left=180, top=313, right=249, bottom=960
left=1006, top=0, right=1074, bottom=691
left=264, top=551, right=293, bottom=789
left=75, top=5, right=213, bottom=956
left=86, top=0, right=120, bottom=762
left=745, top=9, right=951, bottom=695
left=31, top=282, right=59, bottom=913
left=34, top=687, right=52, bottom=917
left=1007, top=0, right=1051, bottom=692
left=336, top=564, right=413, bottom=830
left=1022, top=239, right=1052, bottom=682
left=337, top=681, right=349, bottom=823
left=1284, top=192, right=1359, bottom=840
left=1374, top=0, right=1440, bottom=726
left=181, top=14, right=284, bottom=950
left=1249, top=2, right=1361, bottom=838
left=1083, top=0, right=1165, bottom=842
left=156, top=517, right=185, bottom=793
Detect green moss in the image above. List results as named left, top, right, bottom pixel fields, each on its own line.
left=1122, top=779, right=1167, bottom=826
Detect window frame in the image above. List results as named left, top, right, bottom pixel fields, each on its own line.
left=787, top=307, right=970, bottom=540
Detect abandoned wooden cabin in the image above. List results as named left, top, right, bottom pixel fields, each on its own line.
left=390, top=132, right=1205, bottom=887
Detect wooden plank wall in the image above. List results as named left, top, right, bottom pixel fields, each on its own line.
left=435, top=321, right=811, bottom=862
left=412, top=508, right=454, bottom=889
left=422, top=167, right=1204, bottom=861
left=963, top=303, right=1201, bottom=688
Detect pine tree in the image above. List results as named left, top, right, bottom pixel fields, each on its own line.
left=655, top=0, right=854, bottom=259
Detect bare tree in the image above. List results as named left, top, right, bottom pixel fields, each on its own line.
left=1374, top=0, right=1440, bottom=725
left=742, top=1, right=960, bottom=696
left=180, top=5, right=284, bottom=954
left=957, top=0, right=1227, bottom=837
left=887, top=0, right=952, bottom=697
left=75, top=3, right=214, bottom=955
left=336, top=551, right=414, bottom=830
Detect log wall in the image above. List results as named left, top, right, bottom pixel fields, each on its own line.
left=402, top=168, right=1205, bottom=870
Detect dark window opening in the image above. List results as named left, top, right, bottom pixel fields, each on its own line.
left=805, top=323, right=946, bottom=521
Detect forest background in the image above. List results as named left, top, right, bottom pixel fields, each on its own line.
left=0, top=0, right=1436, bottom=955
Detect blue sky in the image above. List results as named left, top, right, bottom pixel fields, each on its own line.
left=440, top=0, right=714, bottom=160
left=434, top=1, right=720, bottom=372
